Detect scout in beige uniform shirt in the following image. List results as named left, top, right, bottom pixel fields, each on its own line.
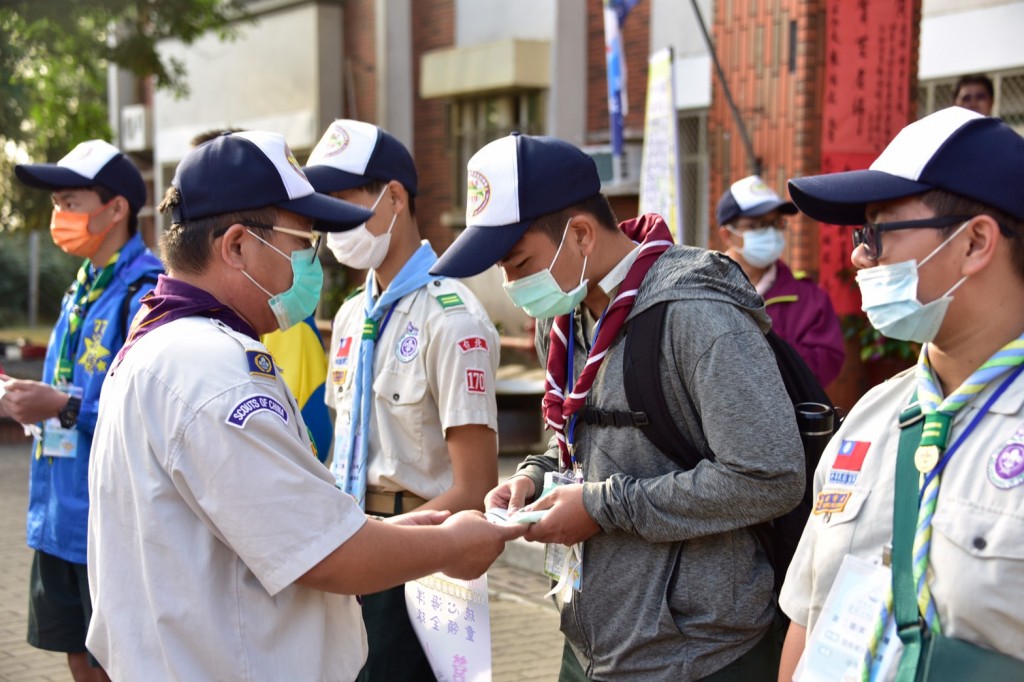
left=89, top=316, right=369, bottom=681
left=779, top=367, right=1024, bottom=658
left=328, top=273, right=499, bottom=502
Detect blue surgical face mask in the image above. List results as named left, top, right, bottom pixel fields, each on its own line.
left=855, top=220, right=969, bottom=343
left=729, top=226, right=785, bottom=268
left=503, top=218, right=589, bottom=319
left=242, top=230, right=324, bottom=331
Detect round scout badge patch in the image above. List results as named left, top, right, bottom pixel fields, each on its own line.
left=989, top=438, right=1024, bottom=489
left=396, top=322, right=420, bottom=363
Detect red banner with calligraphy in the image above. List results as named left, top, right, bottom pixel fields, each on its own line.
left=819, top=0, right=917, bottom=315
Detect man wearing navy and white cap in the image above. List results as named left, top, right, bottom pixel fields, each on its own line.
left=0, top=139, right=162, bottom=681
left=778, top=107, right=1024, bottom=681
left=305, top=119, right=500, bottom=681
left=716, top=174, right=845, bottom=386
left=433, top=132, right=804, bottom=680
left=85, top=131, right=524, bottom=681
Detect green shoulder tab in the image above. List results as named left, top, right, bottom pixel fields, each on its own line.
left=434, top=292, right=465, bottom=310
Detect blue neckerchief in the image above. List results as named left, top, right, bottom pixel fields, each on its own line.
left=332, top=243, right=440, bottom=508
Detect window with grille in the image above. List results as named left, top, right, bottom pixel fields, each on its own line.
left=447, top=91, right=546, bottom=226
left=679, top=110, right=709, bottom=247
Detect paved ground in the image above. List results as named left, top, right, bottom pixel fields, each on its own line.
left=0, top=439, right=562, bottom=681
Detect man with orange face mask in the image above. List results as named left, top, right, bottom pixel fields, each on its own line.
left=0, top=140, right=162, bottom=681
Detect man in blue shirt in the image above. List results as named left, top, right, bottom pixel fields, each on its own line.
left=0, top=140, right=163, bottom=681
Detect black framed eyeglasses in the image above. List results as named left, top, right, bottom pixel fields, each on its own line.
left=731, top=217, right=789, bottom=232
left=852, top=215, right=974, bottom=261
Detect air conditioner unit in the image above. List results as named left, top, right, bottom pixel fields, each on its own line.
left=581, top=142, right=644, bottom=185
left=121, top=105, right=152, bottom=152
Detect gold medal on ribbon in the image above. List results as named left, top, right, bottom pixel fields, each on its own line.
left=915, top=445, right=941, bottom=473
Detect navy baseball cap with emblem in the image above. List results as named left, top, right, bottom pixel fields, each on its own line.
left=171, top=130, right=373, bottom=232
left=716, top=174, right=798, bottom=226
left=789, top=107, right=1024, bottom=225
left=15, top=139, right=148, bottom=213
left=303, top=119, right=418, bottom=196
left=431, top=132, right=602, bottom=278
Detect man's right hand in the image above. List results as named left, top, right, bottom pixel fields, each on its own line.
left=484, top=475, right=537, bottom=515
left=0, top=377, right=67, bottom=424
left=438, top=510, right=526, bottom=580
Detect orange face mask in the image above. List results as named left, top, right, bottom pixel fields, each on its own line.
left=50, top=200, right=116, bottom=258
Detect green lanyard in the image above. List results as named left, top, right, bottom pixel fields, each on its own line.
left=55, top=253, right=119, bottom=383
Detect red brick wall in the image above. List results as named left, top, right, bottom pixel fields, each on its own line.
left=343, top=0, right=379, bottom=124
left=708, top=0, right=826, bottom=276
left=410, top=0, right=455, bottom=250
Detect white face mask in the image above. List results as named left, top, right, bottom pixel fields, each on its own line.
left=855, top=220, right=970, bottom=343
left=326, top=186, right=396, bottom=269
left=729, top=226, right=785, bottom=268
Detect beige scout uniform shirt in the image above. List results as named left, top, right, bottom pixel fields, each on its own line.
left=780, top=367, right=1024, bottom=660
left=328, top=276, right=499, bottom=500
left=88, top=317, right=368, bottom=681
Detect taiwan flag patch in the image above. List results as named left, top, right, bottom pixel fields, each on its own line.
left=833, top=440, right=871, bottom=472
left=335, top=337, right=353, bottom=365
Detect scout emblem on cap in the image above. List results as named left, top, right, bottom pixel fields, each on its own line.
left=284, top=146, right=307, bottom=179
left=319, top=123, right=351, bottom=158
left=396, top=322, right=420, bottom=363
left=467, top=170, right=491, bottom=217
left=989, top=438, right=1024, bottom=489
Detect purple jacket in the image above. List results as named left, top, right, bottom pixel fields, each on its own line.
left=763, top=260, right=845, bottom=387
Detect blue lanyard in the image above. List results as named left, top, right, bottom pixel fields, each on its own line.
left=376, top=301, right=399, bottom=341
left=920, top=361, right=1024, bottom=494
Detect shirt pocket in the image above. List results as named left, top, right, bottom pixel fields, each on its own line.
left=372, top=369, right=427, bottom=464
left=931, top=496, right=1024, bottom=647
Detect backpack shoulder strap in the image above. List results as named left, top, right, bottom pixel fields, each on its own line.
left=121, top=274, right=159, bottom=340
left=622, top=302, right=705, bottom=470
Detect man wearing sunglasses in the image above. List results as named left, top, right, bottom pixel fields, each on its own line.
left=84, top=131, right=524, bottom=681
left=717, top=175, right=845, bottom=387
left=778, top=107, right=1024, bottom=680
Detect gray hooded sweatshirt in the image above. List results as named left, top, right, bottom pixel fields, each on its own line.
left=519, top=244, right=804, bottom=681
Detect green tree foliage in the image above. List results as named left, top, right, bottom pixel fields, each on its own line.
left=0, top=0, right=247, bottom=231
left=0, top=231, right=82, bottom=325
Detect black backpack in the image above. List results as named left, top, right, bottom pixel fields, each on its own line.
left=582, top=301, right=838, bottom=594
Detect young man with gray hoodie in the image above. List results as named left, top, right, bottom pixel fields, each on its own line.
left=431, top=133, right=804, bottom=681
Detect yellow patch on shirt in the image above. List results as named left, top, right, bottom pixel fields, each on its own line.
left=813, top=490, right=852, bottom=515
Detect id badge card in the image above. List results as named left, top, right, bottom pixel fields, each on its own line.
left=541, top=471, right=584, bottom=595
left=42, top=385, right=83, bottom=459
left=794, top=553, right=901, bottom=682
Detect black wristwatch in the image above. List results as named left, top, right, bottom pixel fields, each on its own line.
left=58, top=396, right=81, bottom=429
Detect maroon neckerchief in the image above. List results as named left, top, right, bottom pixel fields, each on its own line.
left=114, top=275, right=257, bottom=365
left=542, top=214, right=674, bottom=469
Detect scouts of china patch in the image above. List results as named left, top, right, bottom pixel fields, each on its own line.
left=246, top=351, right=276, bottom=380
left=466, top=368, right=486, bottom=394
left=396, top=323, right=420, bottom=363
left=457, top=336, right=489, bottom=353
left=332, top=368, right=349, bottom=387
left=813, top=491, right=851, bottom=515
left=225, top=395, right=288, bottom=428
left=989, top=438, right=1024, bottom=489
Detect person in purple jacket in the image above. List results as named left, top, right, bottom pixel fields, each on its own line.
left=717, top=174, right=845, bottom=387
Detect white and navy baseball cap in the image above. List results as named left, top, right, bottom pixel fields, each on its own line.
left=431, top=132, right=602, bottom=278
left=303, top=119, right=418, bottom=196
left=171, top=130, right=372, bottom=232
left=15, top=139, right=147, bottom=213
left=789, top=107, right=1024, bottom=225
left=716, top=174, right=797, bottom=226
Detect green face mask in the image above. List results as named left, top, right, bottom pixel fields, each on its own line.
left=502, top=218, right=589, bottom=319
left=242, top=230, right=324, bottom=331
